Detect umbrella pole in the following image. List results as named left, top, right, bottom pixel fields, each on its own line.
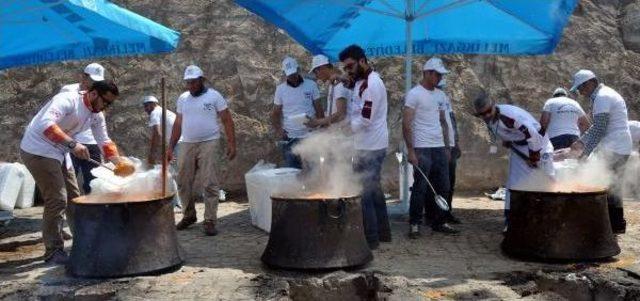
left=401, top=0, right=414, bottom=210
left=161, top=77, right=167, bottom=197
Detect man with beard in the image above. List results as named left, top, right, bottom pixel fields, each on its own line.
left=404, top=57, right=457, bottom=238
left=20, top=80, right=134, bottom=264
left=271, top=56, right=324, bottom=168
left=168, top=65, right=237, bottom=236
left=60, top=63, right=106, bottom=195
left=473, top=93, right=555, bottom=232
left=569, top=70, right=633, bottom=234
left=306, top=54, right=352, bottom=128
left=339, top=44, right=391, bottom=249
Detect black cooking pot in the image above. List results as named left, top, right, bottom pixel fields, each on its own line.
left=67, top=193, right=183, bottom=278
left=261, top=195, right=372, bottom=269
left=503, top=189, right=620, bottom=261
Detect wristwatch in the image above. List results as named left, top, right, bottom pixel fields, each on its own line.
left=66, top=140, right=77, bottom=150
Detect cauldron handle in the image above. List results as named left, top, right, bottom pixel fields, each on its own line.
left=325, top=199, right=346, bottom=220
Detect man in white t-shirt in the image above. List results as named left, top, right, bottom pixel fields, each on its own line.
left=629, top=120, right=640, bottom=151
left=569, top=70, right=633, bottom=233
left=473, top=93, right=555, bottom=233
left=143, top=95, right=177, bottom=165
left=437, top=78, right=462, bottom=225
left=60, top=63, right=106, bottom=194
left=168, top=65, right=236, bottom=236
left=404, top=57, right=457, bottom=238
left=20, top=81, right=134, bottom=264
left=339, top=45, right=391, bottom=249
left=540, top=87, right=590, bottom=149
left=271, top=56, right=323, bottom=168
left=306, top=54, right=353, bottom=129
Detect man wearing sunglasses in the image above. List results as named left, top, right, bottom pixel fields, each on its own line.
left=339, top=44, right=390, bottom=249
left=568, top=70, right=632, bottom=234
left=60, top=63, right=106, bottom=196
left=20, top=80, right=133, bottom=265
left=472, top=93, right=554, bottom=232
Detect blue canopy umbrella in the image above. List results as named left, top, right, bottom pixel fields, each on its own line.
left=235, top=0, right=579, bottom=212
left=0, top=0, right=180, bottom=69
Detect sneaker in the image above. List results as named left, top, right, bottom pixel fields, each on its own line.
left=44, top=249, right=68, bottom=265
left=176, top=216, right=197, bottom=230
left=447, top=214, right=462, bottom=224
left=432, top=223, right=459, bottom=234
left=62, top=230, right=72, bottom=240
left=408, top=224, right=420, bottom=239
left=203, top=220, right=218, bottom=236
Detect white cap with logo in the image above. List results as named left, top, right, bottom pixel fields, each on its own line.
left=570, top=69, right=596, bottom=92
left=184, top=65, right=204, bottom=80
left=310, top=54, right=330, bottom=72
left=142, top=95, right=159, bottom=104
left=423, top=57, right=449, bottom=74
left=282, top=56, right=299, bottom=76
left=84, top=63, right=105, bottom=81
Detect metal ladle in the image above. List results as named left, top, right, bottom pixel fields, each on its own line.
left=396, top=152, right=449, bottom=211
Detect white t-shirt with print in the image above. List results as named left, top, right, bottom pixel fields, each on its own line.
left=405, top=85, right=447, bottom=148
left=439, top=92, right=456, bottom=147
left=148, top=106, right=178, bottom=144
left=325, top=82, right=352, bottom=117
left=591, top=85, right=632, bottom=155
left=59, top=83, right=97, bottom=144
left=542, top=96, right=585, bottom=138
left=176, top=88, right=228, bottom=143
left=274, top=79, right=320, bottom=138
left=350, top=71, right=389, bottom=150
left=20, top=91, right=113, bottom=163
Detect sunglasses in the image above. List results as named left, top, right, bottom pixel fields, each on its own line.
left=342, top=62, right=355, bottom=72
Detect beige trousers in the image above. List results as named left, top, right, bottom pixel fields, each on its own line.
left=20, top=150, right=80, bottom=257
left=177, top=139, right=221, bottom=223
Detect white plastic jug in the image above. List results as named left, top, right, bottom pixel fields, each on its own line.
left=245, top=167, right=300, bottom=232
left=14, top=163, right=35, bottom=209
left=0, top=163, right=25, bottom=211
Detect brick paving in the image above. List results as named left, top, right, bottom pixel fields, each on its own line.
left=1, top=195, right=639, bottom=300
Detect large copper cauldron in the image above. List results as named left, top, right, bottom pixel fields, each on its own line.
left=503, top=188, right=620, bottom=261
left=67, top=192, right=183, bottom=277
left=261, top=195, right=372, bottom=269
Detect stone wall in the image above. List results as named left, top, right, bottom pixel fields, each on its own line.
left=1, top=0, right=638, bottom=192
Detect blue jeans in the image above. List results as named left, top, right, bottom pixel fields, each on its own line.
left=280, top=138, right=302, bottom=169
left=550, top=134, right=579, bottom=150
left=70, top=144, right=101, bottom=194
left=409, top=147, right=450, bottom=227
left=353, top=149, right=390, bottom=244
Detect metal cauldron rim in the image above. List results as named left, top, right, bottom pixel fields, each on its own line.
left=71, top=192, right=176, bottom=205
left=270, top=194, right=360, bottom=201
left=509, top=188, right=608, bottom=196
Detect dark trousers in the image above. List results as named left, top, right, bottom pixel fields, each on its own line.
left=280, top=138, right=302, bottom=169
left=607, top=153, right=629, bottom=232
left=409, top=147, right=450, bottom=227
left=70, top=144, right=101, bottom=194
left=353, top=149, right=390, bottom=244
left=447, top=153, right=458, bottom=217
left=550, top=134, right=579, bottom=150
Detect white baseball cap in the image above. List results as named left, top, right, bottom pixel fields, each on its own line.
left=184, top=65, right=204, bottom=80
left=552, top=87, right=568, bottom=97
left=282, top=56, right=298, bottom=76
left=310, top=54, right=330, bottom=72
left=423, top=57, right=449, bottom=74
left=84, top=63, right=105, bottom=81
left=570, top=69, right=596, bottom=92
left=142, top=95, right=158, bottom=104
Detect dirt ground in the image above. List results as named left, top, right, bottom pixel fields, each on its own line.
left=1, top=193, right=640, bottom=300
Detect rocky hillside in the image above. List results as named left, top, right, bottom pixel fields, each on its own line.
left=1, top=0, right=638, bottom=192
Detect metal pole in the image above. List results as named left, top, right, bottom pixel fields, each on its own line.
left=161, top=77, right=167, bottom=196
left=401, top=0, right=414, bottom=211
